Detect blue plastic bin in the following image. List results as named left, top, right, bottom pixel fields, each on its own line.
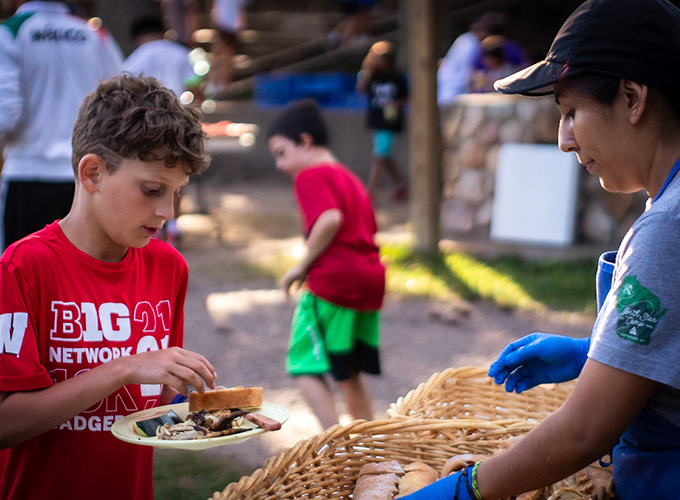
left=254, top=72, right=364, bottom=109
left=254, top=73, right=295, bottom=108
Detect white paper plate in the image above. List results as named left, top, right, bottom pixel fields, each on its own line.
left=111, top=401, right=288, bottom=450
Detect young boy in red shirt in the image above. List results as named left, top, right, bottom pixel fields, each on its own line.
left=0, top=75, right=218, bottom=500
left=267, top=99, right=385, bottom=429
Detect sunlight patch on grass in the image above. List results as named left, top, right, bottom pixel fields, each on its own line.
left=381, top=243, right=596, bottom=315
left=244, top=242, right=596, bottom=316
left=386, top=264, right=457, bottom=300
left=444, top=252, right=543, bottom=311
left=381, top=243, right=461, bottom=300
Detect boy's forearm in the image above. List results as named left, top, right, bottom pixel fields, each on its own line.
left=0, top=346, right=216, bottom=447
left=0, top=359, right=128, bottom=448
left=300, top=209, right=343, bottom=270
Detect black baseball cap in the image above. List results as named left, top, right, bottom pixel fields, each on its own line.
left=494, top=0, right=680, bottom=96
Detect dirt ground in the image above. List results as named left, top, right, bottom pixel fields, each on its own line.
left=155, top=176, right=596, bottom=480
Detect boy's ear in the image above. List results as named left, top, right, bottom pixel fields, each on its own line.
left=78, top=154, right=105, bottom=193
left=298, top=132, right=315, bottom=148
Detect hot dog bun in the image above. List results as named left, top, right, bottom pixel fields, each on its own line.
left=352, top=461, right=404, bottom=500
left=396, top=462, right=438, bottom=497
left=188, top=386, right=263, bottom=412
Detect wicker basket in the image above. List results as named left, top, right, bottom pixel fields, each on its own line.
left=214, top=370, right=612, bottom=500
left=214, top=417, right=536, bottom=500
left=387, top=366, right=574, bottom=422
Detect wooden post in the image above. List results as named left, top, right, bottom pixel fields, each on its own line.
left=407, top=0, right=441, bottom=253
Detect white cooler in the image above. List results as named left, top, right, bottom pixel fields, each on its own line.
left=490, top=143, right=580, bottom=246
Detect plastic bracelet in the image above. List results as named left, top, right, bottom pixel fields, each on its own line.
left=468, top=461, right=486, bottom=500
left=170, top=393, right=188, bottom=404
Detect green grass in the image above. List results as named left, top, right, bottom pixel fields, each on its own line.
left=380, top=243, right=598, bottom=316
left=153, top=451, right=244, bottom=500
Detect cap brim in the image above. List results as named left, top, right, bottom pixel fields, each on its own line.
left=494, top=60, right=572, bottom=96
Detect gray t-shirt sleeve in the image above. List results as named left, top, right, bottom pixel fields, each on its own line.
left=590, top=210, right=680, bottom=425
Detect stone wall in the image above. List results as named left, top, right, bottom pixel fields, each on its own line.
left=439, top=93, right=646, bottom=247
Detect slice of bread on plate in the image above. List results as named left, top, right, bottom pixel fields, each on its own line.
left=188, top=386, right=263, bottom=412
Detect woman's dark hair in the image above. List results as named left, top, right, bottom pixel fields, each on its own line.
left=559, top=74, right=680, bottom=122
left=558, top=74, right=620, bottom=104
left=265, top=99, right=329, bottom=146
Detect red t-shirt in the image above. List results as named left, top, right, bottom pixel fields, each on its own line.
left=0, top=222, right=187, bottom=500
left=294, top=163, right=385, bottom=310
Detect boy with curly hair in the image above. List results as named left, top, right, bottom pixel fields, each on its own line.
left=0, top=75, right=217, bottom=500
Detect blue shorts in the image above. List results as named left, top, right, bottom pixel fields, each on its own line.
left=372, top=130, right=395, bottom=158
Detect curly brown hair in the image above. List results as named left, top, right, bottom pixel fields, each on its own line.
left=72, top=74, right=210, bottom=176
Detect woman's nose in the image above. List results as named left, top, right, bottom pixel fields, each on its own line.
left=558, top=117, right=576, bottom=153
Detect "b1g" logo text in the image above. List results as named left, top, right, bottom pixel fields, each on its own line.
left=50, top=300, right=171, bottom=342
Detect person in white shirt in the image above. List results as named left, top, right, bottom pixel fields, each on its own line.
left=206, top=0, right=246, bottom=98
left=124, top=14, right=198, bottom=98
left=437, top=12, right=505, bottom=105
left=0, top=0, right=123, bottom=249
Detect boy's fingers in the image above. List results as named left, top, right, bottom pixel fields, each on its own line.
left=161, top=348, right=217, bottom=391
left=168, top=363, right=213, bottom=393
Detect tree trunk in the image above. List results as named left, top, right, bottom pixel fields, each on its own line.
left=406, top=0, right=441, bottom=253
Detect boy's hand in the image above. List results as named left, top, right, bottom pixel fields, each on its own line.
left=120, top=347, right=217, bottom=395
left=280, top=264, right=308, bottom=298
left=280, top=209, right=342, bottom=299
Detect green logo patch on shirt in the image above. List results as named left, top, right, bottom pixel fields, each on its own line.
left=615, top=275, right=666, bottom=345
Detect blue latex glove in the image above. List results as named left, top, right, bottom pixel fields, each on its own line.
left=399, top=467, right=476, bottom=500
left=488, top=333, right=590, bottom=393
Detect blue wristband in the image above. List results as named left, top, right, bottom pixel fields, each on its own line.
left=170, top=393, right=188, bottom=404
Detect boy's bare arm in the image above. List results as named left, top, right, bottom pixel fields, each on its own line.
left=0, top=347, right=216, bottom=448
left=280, top=208, right=343, bottom=296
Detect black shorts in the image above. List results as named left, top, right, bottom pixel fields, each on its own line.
left=1, top=180, right=75, bottom=248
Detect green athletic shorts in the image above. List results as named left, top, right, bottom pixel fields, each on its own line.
left=286, top=291, right=381, bottom=381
